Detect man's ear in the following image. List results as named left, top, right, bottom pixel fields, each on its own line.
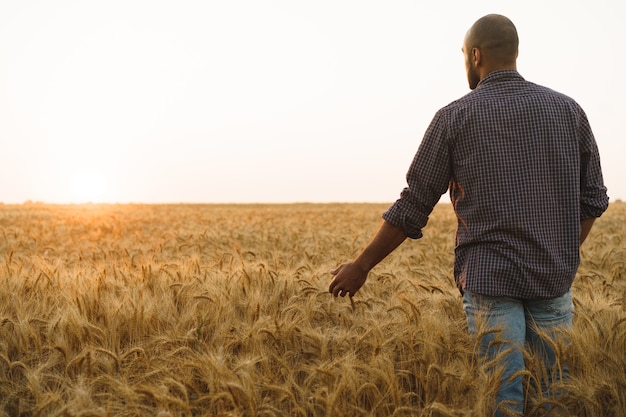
left=472, top=47, right=481, bottom=67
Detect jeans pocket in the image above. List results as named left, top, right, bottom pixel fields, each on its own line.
left=463, top=290, right=525, bottom=337
left=527, top=289, right=574, bottom=329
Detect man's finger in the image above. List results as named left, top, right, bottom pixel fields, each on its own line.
left=330, top=282, right=345, bottom=297
left=330, top=264, right=345, bottom=276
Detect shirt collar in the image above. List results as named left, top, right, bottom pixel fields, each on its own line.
left=476, top=70, right=524, bottom=88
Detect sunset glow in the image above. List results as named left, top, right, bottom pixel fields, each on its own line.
left=70, top=171, right=109, bottom=204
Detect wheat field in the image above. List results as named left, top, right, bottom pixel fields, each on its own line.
left=0, top=202, right=624, bottom=417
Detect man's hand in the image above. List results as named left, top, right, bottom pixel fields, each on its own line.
left=329, top=262, right=369, bottom=297
left=328, top=220, right=407, bottom=298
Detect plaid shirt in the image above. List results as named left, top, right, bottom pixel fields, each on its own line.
left=383, top=70, right=609, bottom=299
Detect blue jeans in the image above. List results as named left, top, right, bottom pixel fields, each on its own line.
left=462, top=289, right=573, bottom=416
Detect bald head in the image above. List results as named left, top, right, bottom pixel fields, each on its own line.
left=463, top=14, right=519, bottom=89
left=465, top=14, right=519, bottom=66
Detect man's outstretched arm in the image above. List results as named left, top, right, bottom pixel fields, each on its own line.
left=329, top=220, right=407, bottom=297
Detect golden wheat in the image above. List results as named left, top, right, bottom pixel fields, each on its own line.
left=0, top=202, right=624, bottom=416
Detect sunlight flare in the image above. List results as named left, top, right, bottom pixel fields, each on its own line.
left=71, top=170, right=108, bottom=203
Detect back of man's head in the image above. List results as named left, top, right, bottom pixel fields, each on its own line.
left=466, top=14, right=519, bottom=66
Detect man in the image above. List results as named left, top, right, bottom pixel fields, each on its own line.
left=329, top=14, right=609, bottom=415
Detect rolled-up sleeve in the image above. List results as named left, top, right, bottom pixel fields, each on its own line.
left=383, top=111, right=452, bottom=239
left=577, top=108, right=609, bottom=220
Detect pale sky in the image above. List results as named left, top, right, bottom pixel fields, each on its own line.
left=1, top=0, right=624, bottom=204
